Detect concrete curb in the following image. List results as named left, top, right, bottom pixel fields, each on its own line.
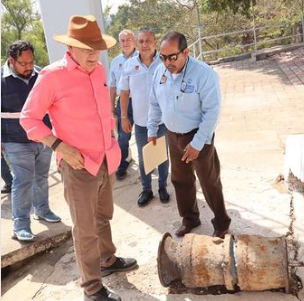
left=1, top=230, right=71, bottom=269
left=208, top=42, right=304, bottom=65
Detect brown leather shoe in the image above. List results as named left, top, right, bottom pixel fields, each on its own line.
left=175, top=221, right=201, bottom=237
left=213, top=229, right=229, bottom=239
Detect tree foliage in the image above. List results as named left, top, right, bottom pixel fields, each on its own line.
left=200, top=0, right=255, bottom=16
left=1, top=0, right=49, bottom=66
left=105, top=0, right=197, bottom=59
left=1, top=0, right=36, bottom=39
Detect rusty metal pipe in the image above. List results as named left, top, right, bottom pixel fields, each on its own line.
left=158, top=232, right=296, bottom=292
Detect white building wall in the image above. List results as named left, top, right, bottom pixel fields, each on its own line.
left=38, top=0, right=110, bottom=75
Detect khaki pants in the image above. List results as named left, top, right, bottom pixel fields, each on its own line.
left=167, top=130, right=231, bottom=231
left=61, top=160, right=116, bottom=295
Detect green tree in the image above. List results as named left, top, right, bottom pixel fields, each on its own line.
left=1, top=0, right=49, bottom=67
left=200, top=0, right=255, bottom=16
left=105, top=0, right=197, bottom=60
left=23, top=21, right=49, bottom=67
left=1, top=0, right=36, bottom=40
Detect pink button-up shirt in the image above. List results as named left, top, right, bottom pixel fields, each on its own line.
left=20, top=52, right=121, bottom=176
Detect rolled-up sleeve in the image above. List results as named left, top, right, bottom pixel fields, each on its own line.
left=20, top=70, right=55, bottom=142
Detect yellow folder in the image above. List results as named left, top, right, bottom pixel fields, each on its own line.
left=143, top=136, right=168, bottom=175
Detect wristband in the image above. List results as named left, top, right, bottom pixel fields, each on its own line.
left=121, top=116, right=128, bottom=119
left=51, top=138, right=62, bottom=151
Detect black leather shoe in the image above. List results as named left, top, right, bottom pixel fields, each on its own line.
left=213, top=229, right=229, bottom=239
left=175, top=220, right=201, bottom=237
left=1, top=184, right=12, bottom=194
left=116, top=170, right=127, bottom=181
left=101, top=257, right=138, bottom=277
left=84, top=287, right=121, bottom=301
left=137, top=190, right=153, bottom=207
left=158, top=187, right=170, bottom=203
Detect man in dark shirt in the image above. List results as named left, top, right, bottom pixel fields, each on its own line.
left=1, top=40, right=61, bottom=241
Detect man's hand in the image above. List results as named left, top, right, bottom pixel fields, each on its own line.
left=182, top=144, right=200, bottom=164
left=148, top=136, right=157, bottom=145
left=56, top=142, right=84, bottom=170
left=122, top=118, right=132, bottom=133
left=111, top=108, right=117, bottom=119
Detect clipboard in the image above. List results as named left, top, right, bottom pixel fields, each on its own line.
left=143, top=136, right=168, bottom=175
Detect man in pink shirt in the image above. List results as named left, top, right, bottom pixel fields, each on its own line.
left=20, top=15, right=137, bottom=301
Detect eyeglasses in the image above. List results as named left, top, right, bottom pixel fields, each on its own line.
left=78, top=48, right=100, bottom=54
left=15, top=60, right=35, bottom=67
left=159, top=49, right=185, bottom=62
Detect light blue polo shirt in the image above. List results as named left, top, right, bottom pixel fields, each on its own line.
left=119, top=52, right=162, bottom=127
left=147, top=56, right=221, bottom=151
left=108, top=49, right=138, bottom=96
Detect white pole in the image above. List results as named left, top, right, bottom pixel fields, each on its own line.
left=194, top=0, right=203, bottom=60
left=38, top=0, right=110, bottom=75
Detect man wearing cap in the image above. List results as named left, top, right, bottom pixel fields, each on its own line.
left=20, top=15, right=137, bottom=301
left=108, top=29, right=137, bottom=180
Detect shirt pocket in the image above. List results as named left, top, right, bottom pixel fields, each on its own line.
left=175, top=90, right=201, bottom=113
left=129, top=72, right=146, bottom=93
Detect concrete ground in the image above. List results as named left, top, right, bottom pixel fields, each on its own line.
left=1, top=47, right=304, bottom=301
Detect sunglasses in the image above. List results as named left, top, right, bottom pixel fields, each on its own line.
left=159, top=48, right=186, bottom=62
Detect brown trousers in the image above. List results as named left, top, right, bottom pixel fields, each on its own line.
left=60, top=160, right=116, bottom=295
left=167, top=130, right=231, bottom=231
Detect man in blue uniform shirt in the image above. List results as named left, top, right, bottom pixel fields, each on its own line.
left=147, top=32, right=231, bottom=238
left=108, top=29, right=137, bottom=180
left=120, top=28, right=170, bottom=207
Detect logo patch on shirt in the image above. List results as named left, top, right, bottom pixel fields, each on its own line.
left=119, top=63, right=123, bottom=68
left=160, top=75, right=167, bottom=84
left=184, top=84, right=195, bottom=93
left=135, top=65, right=140, bottom=71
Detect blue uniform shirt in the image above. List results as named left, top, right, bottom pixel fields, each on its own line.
left=147, top=56, right=221, bottom=151
left=108, top=49, right=138, bottom=96
left=120, top=52, right=162, bottom=127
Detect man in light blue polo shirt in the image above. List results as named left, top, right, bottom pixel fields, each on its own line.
left=119, top=27, right=170, bottom=207
left=147, top=32, right=231, bottom=238
left=108, top=29, right=137, bottom=180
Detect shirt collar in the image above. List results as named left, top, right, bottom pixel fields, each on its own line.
left=122, top=48, right=137, bottom=59
left=138, top=50, right=159, bottom=64
left=2, top=60, right=38, bottom=81
left=64, top=52, right=79, bottom=72
left=64, top=51, right=101, bottom=74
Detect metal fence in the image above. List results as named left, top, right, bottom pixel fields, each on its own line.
left=189, top=20, right=304, bottom=62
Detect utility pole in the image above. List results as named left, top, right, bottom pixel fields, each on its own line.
left=252, top=0, right=257, bottom=52
left=194, top=0, right=203, bottom=60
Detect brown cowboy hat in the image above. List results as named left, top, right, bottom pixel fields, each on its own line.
left=53, top=15, right=116, bottom=50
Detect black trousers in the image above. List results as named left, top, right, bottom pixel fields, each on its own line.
left=167, top=130, right=231, bottom=231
